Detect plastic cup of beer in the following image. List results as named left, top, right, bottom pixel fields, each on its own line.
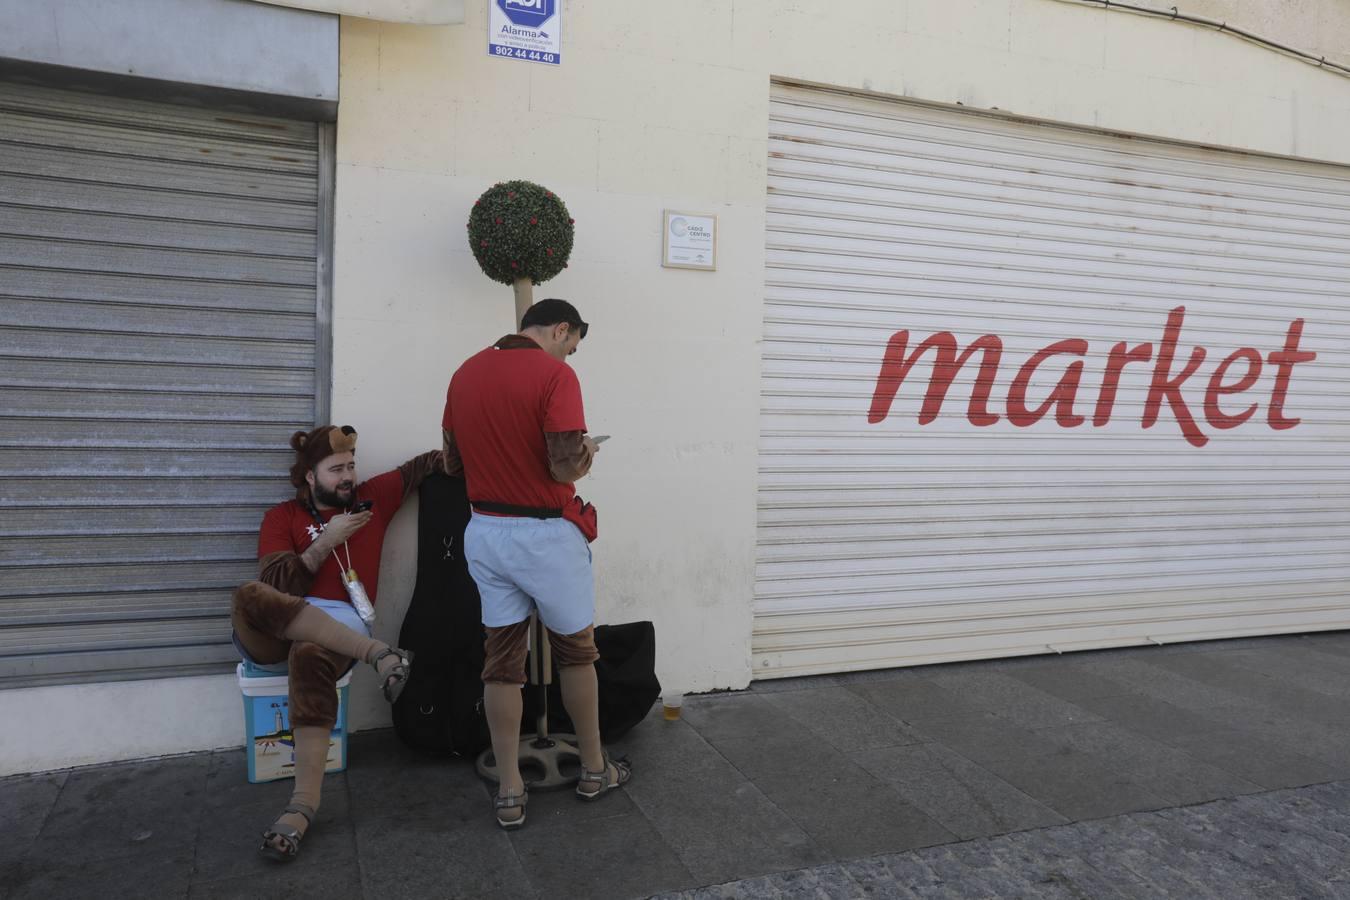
left=662, top=692, right=684, bottom=721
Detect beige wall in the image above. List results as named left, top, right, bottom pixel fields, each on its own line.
left=334, top=0, right=1350, bottom=727
left=8, top=0, right=1350, bottom=777
left=1179, top=0, right=1350, bottom=63
left=13, top=1, right=1350, bottom=779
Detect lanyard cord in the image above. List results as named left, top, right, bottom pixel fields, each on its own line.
left=333, top=540, right=354, bottom=576
left=305, top=493, right=358, bottom=577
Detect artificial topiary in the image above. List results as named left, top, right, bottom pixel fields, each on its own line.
left=467, top=180, right=574, bottom=286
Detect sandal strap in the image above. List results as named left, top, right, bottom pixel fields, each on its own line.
left=371, top=647, right=410, bottom=668
left=578, top=749, right=611, bottom=784
left=494, top=790, right=527, bottom=811
left=263, top=804, right=314, bottom=839
left=372, top=647, right=414, bottom=703
left=283, top=803, right=316, bottom=825
left=577, top=768, right=607, bottom=786
left=260, top=805, right=315, bottom=857
left=579, top=752, right=631, bottom=789
left=264, top=823, right=302, bottom=841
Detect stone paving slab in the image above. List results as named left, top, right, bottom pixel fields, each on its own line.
left=849, top=742, right=1068, bottom=840
left=655, top=785, right=1350, bottom=899
left=759, top=685, right=929, bottom=752
left=5, top=632, right=1350, bottom=899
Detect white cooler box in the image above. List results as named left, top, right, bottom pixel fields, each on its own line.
left=237, top=661, right=352, bottom=783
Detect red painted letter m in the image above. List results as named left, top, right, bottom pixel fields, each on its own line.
left=868, top=331, right=1004, bottom=426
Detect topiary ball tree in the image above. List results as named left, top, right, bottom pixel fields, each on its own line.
left=467, top=180, right=575, bottom=325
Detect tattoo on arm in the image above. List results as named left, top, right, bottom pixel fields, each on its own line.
left=442, top=429, right=465, bottom=477
left=299, top=534, right=335, bottom=573
left=546, top=430, right=593, bottom=483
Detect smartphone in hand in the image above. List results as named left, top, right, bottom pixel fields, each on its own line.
left=591, top=435, right=610, bottom=444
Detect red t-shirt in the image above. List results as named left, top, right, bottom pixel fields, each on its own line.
left=257, top=468, right=407, bottom=604
left=443, top=340, right=587, bottom=509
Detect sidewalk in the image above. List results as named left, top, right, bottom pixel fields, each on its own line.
left=5, top=631, right=1350, bottom=899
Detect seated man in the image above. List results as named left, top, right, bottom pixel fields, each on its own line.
left=231, top=424, right=440, bottom=860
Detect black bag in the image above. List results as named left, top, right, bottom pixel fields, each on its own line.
left=391, top=473, right=491, bottom=757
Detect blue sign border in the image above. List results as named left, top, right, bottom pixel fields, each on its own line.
left=488, top=0, right=561, bottom=66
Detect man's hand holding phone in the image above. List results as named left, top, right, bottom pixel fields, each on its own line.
left=583, top=434, right=608, bottom=457
left=325, top=503, right=373, bottom=543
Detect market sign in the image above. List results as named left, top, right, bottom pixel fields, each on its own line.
left=489, top=0, right=561, bottom=65
left=867, top=306, right=1316, bottom=448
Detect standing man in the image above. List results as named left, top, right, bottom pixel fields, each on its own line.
left=442, top=299, right=631, bottom=830
left=232, top=425, right=441, bottom=860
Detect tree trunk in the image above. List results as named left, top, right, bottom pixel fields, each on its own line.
left=512, top=278, right=534, bottom=327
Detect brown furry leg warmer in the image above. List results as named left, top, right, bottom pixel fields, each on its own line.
left=548, top=625, right=599, bottom=667
left=231, top=581, right=308, bottom=665
left=482, top=620, right=531, bottom=685
left=286, top=641, right=347, bottom=729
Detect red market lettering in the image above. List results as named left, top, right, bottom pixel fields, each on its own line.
left=1008, top=338, right=1089, bottom=428
left=866, top=306, right=1315, bottom=448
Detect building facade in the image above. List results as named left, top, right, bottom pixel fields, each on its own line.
left=2, top=0, right=1348, bottom=775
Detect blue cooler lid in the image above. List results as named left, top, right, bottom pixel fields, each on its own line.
left=240, top=658, right=290, bottom=678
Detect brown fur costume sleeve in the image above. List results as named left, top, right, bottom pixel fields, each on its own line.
left=398, top=449, right=446, bottom=501
left=258, top=550, right=315, bottom=596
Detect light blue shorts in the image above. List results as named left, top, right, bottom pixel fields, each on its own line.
left=464, top=513, right=595, bottom=635
left=304, top=596, right=369, bottom=636
left=233, top=596, right=368, bottom=674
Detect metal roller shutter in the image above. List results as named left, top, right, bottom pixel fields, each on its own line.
left=755, top=82, right=1350, bottom=680
left=0, top=82, right=329, bottom=686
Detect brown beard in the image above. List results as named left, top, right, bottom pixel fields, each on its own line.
left=312, top=481, right=354, bottom=509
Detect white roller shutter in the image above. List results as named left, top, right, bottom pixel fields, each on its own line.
left=0, top=82, right=329, bottom=686
left=755, top=82, right=1350, bottom=680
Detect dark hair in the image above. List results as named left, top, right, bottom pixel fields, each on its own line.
left=520, top=298, right=588, bottom=339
